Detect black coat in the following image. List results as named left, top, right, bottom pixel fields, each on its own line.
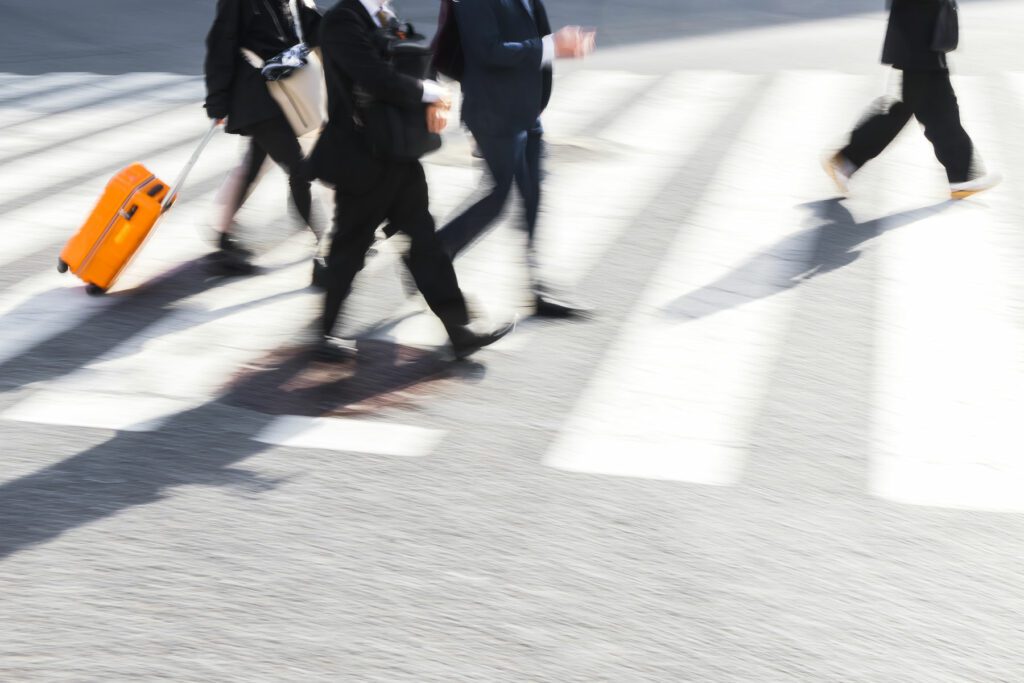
left=204, top=0, right=322, bottom=134
left=308, top=0, right=426, bottom=193
left=882, top=0, right=949, bottom=71
left=454, top=0, right=553, bottom=136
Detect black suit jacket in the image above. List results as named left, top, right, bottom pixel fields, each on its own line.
left=310, top=0, right=426, bottom=193
left=204, top=0, right=322, bottom=134
left=455, top=0, right=553, bottom=136
left=882, top=0, right=949, bottom=71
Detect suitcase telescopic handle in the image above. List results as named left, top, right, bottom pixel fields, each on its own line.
left=161, top=120, right=220, bottom=213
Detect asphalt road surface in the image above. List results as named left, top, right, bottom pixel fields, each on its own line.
left=3, top=0, right=883, bottom=74
left=2, top=1, right=1024, bottom=681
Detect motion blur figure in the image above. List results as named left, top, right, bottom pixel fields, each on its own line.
left=824, top=0, right=1001, bottom=199
left=307, top=0, right=513, bottom=361
left=436, top=0, right=595, bottom=317
left=204, top=0, right=324, bottom=273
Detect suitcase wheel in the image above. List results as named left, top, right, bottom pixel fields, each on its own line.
left=85, top=283, right=106, bottom=296
left=57, top=258, right=69, bottom=273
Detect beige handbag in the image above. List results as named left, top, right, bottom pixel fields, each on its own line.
left=240, top=1, right=325, bottom=137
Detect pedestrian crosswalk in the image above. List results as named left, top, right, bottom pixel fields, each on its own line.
left=546, top=71, right=850, bottom=485
left=869, top=76, right=1024, bottom=512
left=1, top=68, right=1023, bottom=512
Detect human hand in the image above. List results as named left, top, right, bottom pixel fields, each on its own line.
left=554, top=26, right=592, bottom=59
left=426, top=104, right=449, bottom=134
left=580, top=28, right=597, bottom=56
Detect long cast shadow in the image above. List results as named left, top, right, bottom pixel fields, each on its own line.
left=0, top=98, right=201, bottom=167
left=661, top=198, right=954, bottom=322
left=0, top=336, right=481, bottom=561
left=0, top=255, right=254, bottom=394
left=1, top=174, right=323, bottom=399
left=0, top=76, right=204, bottom=133
left=0, top=130, right=207, bottom=220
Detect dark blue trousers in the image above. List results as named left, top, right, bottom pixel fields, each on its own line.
left=437, top=121, right=544, bottom=264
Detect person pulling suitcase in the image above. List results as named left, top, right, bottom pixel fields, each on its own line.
left=58, top=123, right=221, bottom=295
left=204, top=0, right=327, bottom=279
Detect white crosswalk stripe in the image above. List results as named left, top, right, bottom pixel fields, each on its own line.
left=869, top=76, right=1024, bottom=512
left=1, top=69, right=1023, bottom=498
left=0, top=73, right=109, bottom=105
left=0, top=77, right=203, bottom=162
left=254, top=416, right=443, bottom=457
left=545, top=71, right=866, bottom=483
left=535, top=70, right=754, bottom=293
left=0, top=73, right=199, bottom=129
left=0, top=128, right=245, bottom=365
left=0, top=101, right=211, bottom=206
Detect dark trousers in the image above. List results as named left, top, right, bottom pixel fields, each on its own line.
left=841, top=69, right=974, bottom=183
left=437, top=121, right=543, bottom=265
left=229, top=115, right=314, bottom=234
left=322, top=160, right=470, bottom=337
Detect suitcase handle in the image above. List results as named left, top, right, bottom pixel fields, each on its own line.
left=161, top=120, right=220, bottom=213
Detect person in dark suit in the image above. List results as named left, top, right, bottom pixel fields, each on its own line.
left=824, top=0, right=1000, bottom=199
left=436, top=0, right=595, bottom=317
left=308, top=0, right=512, bottom=361
left=204, top=0, right=325, bottom=272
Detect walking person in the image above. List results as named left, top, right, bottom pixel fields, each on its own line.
left=435, top=0, right=595, bottom=318
left=204, top=0, right=325, bottom=274
left=824, top=0, right=1001, bottom=199
left=306, top=0, right=513, bottom=361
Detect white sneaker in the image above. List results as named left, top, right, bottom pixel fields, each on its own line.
left=822, top=153, right=856, bottom=196
left=950, top=171, right=1003, bottom=199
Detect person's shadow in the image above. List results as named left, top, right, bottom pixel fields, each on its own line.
left=0, top=331, right=485, bottom=561
left=0, top=242, right=487, bottom=561
left=661, top=198, right=954, bottom=322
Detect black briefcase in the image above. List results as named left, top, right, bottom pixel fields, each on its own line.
left=357, top=26, right=442, bottom=160
left=431, top=0, right=464, bottom=82
left=932, top=0, right=959, bottom=53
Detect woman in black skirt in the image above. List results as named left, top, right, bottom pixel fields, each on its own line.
left=204, top=0, right=323, bottom=274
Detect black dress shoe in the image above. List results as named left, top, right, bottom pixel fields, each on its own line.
left=316, top=335, right=357, bottom=362
left=208, top=252, right=257, bottom=275
left=449, top=322, right=514, bottom=360
left=534, top=294, right=591, bottom=318
left=311, top=257, right=329, bottom=290
left=210, top=232, right=256, bottom=275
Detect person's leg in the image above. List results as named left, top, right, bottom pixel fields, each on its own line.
left=321, top=180, right=392, bottom=338
left=436, top=131, right=524, bottom=259
left=388, top=162, right=470, bottom=331
left=212, top=137, right=267, bottom=271
left=248, top=116, right=315, bottom=235
left=515, top=121, right=543, bottom=247
left=840, top=78, right=915, bottom=169
left=225, top=138, right=269, bottom=225
left=511, top=121, right=586, bottom=315
left=910, top=70, right=974, bottom=184
left=513, top=121, right=546, bottom=294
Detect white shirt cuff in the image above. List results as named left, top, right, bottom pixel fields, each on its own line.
left=541, top=35, right=554, bottom=67
left=421, top=79, right=446, bottom=103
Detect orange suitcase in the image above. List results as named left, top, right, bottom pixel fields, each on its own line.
left=58, top=122, right=219, bottom=294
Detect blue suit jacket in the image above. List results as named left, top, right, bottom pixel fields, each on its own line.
left=454, top=0, right=554, bottom=136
